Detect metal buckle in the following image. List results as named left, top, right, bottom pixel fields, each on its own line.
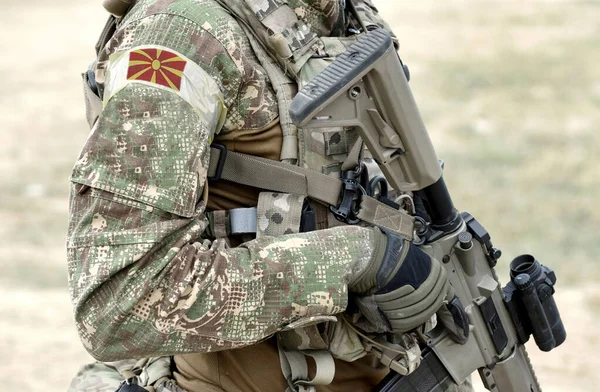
left=412, top=216, right=428, bottom=246
left=330, top=165, right=367, bottom=225
left=208, top=144, right=227, bottom=182
left=368, top=175, right=401, bottom=209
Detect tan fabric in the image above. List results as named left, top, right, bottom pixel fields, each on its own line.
left=206, top=146, right=415, bottom=239
left=207, top=120, right=283, bottom=211
left=357, top=196, right=415, bottom=240
left=241, top=28, right=299, bottom=163
left=174, top=338, right=388, bottom=392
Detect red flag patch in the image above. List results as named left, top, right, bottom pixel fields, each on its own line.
left=127, top=48, right=187, bottom=91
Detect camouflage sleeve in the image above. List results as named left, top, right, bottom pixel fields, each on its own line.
left=68, top=1, right=380, bottom=361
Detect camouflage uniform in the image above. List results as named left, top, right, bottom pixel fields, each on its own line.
left=69, top=1, right=473, bottom=391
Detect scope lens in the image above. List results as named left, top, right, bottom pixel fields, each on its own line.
left=510, top=254, right=541, bottom=280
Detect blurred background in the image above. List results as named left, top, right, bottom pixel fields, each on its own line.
left=0, top=0, right=598, bottom=390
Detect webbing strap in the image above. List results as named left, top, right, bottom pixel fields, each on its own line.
left=241, top=25, right=299, bottom=163
left=278, top=347, right=336, bottom=392
left=300, top=351, right=336, bottom=386
left=205, top=208, right=258, bottom=237
left=229, top=207, right=258, bottom=235
left=279, top=349, right=308, bottom=387
left=341, top=139, right=364, bottom=172
left=357, top=196, right=414, bottom=240
left=207, top=146, right=415, bottom=239
left=95, top=14, right=118, bottom=55
left=208, top=146, right=341, bottom=206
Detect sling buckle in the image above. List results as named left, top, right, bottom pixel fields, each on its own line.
left=330, top=165, right=366, bottom=225
left=208, top=144, right=227, bottom=182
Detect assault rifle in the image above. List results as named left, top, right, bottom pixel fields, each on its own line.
left=289, top=28, right=566, bottom=392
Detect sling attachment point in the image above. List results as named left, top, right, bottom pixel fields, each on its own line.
left=368, top=175, right=404, bottom=211
left=330, top=165, right=366, bottom=225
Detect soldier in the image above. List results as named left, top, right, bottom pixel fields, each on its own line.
left=69, top=1, right=471, bottom=391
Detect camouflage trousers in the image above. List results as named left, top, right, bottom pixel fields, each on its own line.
left=67, top=357, right=475, bottom=392
left=67, top=357, right=187, bottom=392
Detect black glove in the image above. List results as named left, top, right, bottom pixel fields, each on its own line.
left=350, top=228, right=469, bottom=344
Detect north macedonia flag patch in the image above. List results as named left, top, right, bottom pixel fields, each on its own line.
left=126, top=48, right=186, bottom=91
left=103, top=45, right=227, bottom=135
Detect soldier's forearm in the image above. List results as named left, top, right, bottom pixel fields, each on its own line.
left=68, top=186, right=379, bottom=360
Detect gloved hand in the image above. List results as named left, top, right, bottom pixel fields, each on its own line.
left=349, top=228, right=469, bottom=344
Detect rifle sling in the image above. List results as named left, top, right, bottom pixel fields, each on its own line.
left=207, top=145, right=414, bottom=240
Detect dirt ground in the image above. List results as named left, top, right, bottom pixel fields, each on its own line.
left=0, top=1, right=598, bottom=391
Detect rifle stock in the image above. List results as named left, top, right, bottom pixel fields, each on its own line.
left=290, top=28, right=557, bottom=392
left=290, top=29, right=441, bottom=192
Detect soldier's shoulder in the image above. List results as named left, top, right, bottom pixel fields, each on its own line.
left=125, top=0, right=245, bottom=54
left=118, top=0, right=248, bottom=105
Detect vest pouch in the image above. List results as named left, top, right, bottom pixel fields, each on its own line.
left=213, top=0, right=320, bottom=79
left=278, top=315, right=368, bottom=362
left=327, top=315, right=369, bottom=362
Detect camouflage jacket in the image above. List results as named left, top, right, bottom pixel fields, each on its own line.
left=68, top=0, right=384, bottom=361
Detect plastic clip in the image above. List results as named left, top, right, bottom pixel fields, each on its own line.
left=115, top=378, right=147, bottom=392
left=208, top=144, right=227, bottom=182
left=330, top=165, right=366, bottom=225
left=363, top=335, right=422, bottom=377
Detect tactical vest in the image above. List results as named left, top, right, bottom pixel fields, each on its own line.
left=84, top=1, right=418, bottom=390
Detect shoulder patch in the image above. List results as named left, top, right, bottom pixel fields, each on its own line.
left=104, top=45, right=227, bottom=135
left=127, top=48, right=186, bottom=91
